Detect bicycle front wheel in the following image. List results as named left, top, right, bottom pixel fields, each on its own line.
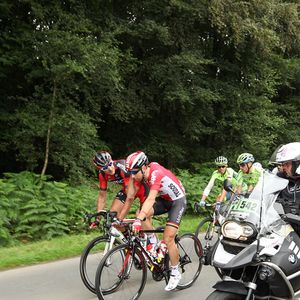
left=176, top=233, right=203, bottom=289
left=195, top=216, right=223, bottom=277
left=195, top=216, right=217, bottom=249
left=95, top=244, right=147, bottom=300
left=79, top=235, right=120, bottom=293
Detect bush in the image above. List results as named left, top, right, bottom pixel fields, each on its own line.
left=176, top=165, right=212, bottom=213
left=0, top=171, right=98, bottom=246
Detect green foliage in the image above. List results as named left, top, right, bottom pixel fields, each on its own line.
left=0, top=0, right=300, bottom=179
left=0, top=172, right=98, bottom=246
left=176, top=167, right=210, bottom=213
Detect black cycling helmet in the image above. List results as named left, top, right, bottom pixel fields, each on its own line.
left=93, top=151, right=112, bottom=168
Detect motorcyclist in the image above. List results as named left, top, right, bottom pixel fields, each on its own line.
left=274, top=142, right=300, bottom=234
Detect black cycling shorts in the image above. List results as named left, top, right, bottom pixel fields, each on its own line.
left=153, top=196, right=186, bottom=225
left=115, top=190, right=127, bottom=203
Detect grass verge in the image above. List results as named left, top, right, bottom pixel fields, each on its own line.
left=0, top=213, right=202, bottom=271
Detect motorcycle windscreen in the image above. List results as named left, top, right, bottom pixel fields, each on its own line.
left=227, top=171, right=289, bottom=232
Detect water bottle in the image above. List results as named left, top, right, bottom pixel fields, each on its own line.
left=156, top=241, right=167, bottom=263
left=146, top=243, right=158, bottom=259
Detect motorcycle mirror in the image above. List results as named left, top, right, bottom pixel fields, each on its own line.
left=223, top=179, right=234, bottom=193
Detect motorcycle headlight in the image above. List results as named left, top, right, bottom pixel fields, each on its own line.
left=221, top=221, right=255, bottom=241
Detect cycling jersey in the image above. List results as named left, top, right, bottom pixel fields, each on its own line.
left=236, top=167, right=262, bottom=193
left=135, top=181, right=149, bottom=204
left=98, top=159, right=129, bottom=191
left=98, top=159, right=148, bottom=203
left=146, top=162, right=186, bottom=201
left=203, top=167, right=238, bottom=199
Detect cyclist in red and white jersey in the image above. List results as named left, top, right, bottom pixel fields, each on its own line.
left=120, top=151, right=186, bottom=291
left=93, top=151, right=148, bottom=217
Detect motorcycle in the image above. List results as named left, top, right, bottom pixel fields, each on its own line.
left=206, top=171, right=300, bottom=300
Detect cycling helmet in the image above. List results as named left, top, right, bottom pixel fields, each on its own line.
left=126, top=151, right=149, bottom=171
left=237, top=153, right=255, bottom=164
left=93, top=151, right=112, bottom=167
left=275, top=142, right=300, bottom=176
left=214, top=156, right=228, bottom=166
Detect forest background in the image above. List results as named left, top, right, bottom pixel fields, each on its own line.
left=0, top=0, right=300, bottom=248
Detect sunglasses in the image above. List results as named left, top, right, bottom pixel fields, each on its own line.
left=129, top=169, right=141, bottom=175
left=101, top=161, right=113, bottom=171
left=239, top=163, right=246, bottom=167
left=217, top=166, right=226, bottom=169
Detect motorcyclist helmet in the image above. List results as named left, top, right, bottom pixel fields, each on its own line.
left=93, top=151, right=112, bottom=168
left=215, top=156, right=228, bottom=166
left=125, top=151, right=149, bottom=171
left=275, top=142, right=300, bottom=176
left=237, top=153, right=255, bottom=164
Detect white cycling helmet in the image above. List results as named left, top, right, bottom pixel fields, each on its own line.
left=275, top=142, right=300, bottom=176
left=125, top=151, right=149, bottom=171
left=214, top=156, right=228, bottom=166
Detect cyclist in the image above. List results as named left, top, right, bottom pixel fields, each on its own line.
left=93, top=151, right=148, bottom=218
left=197, top=156, right=238, bottom=210
left=274, top=142, right=300, bottom=234
left=122, top=151, right=186, bottom=291
left=235, top=152, right=262, bottom=195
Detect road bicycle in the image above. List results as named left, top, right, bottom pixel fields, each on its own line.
left=79, top=210, right=133, bottom=293
left=94, top=223, right=203, bottom=300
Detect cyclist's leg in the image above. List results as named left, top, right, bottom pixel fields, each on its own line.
left=161, top=197, right=186, bottom=291
left=138, top=198, right=159, bottom=245
left=110, top=190, right=126, bottom=213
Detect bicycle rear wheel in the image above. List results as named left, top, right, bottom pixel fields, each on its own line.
left=79, top=235, right=120, bottom=293
left=176, top=233, right=203, bottom=289
left=95, top=243, right=147, bottom=300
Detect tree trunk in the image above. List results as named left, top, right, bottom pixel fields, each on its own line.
left=41, top=81, right=56, bottom=176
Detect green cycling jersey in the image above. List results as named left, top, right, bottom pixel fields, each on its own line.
left=202, top=167, right=238, bottom=201
left=236, top=168, right=261, bottom=193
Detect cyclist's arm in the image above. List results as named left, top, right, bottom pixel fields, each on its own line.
left=136, top=189, right=158, bottom=220
left=217, top=188, right=227, bottom=202
left=97, top=190, right=107, bottom=212
left=201, top=174, right=216, bottom=200
left=118, top=177, right=137, bottom=220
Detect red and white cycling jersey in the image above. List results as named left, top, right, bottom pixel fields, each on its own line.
left=147, top=162, right=185, bottom=201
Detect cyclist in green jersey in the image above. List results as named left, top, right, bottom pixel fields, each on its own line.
left=197, top=156, right=238, bottom=210
left=236, top=152, right=262, bottom=195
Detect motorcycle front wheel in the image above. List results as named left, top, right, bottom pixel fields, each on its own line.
left=206, top=291, right=246, bottom=300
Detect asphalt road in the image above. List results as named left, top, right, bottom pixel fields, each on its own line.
left=0, top=256, right=218, bottom=300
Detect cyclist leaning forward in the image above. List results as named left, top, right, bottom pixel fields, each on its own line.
left=118, top=151, right=186, bottom=291
left=93, top=151, right=149, bottom=219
